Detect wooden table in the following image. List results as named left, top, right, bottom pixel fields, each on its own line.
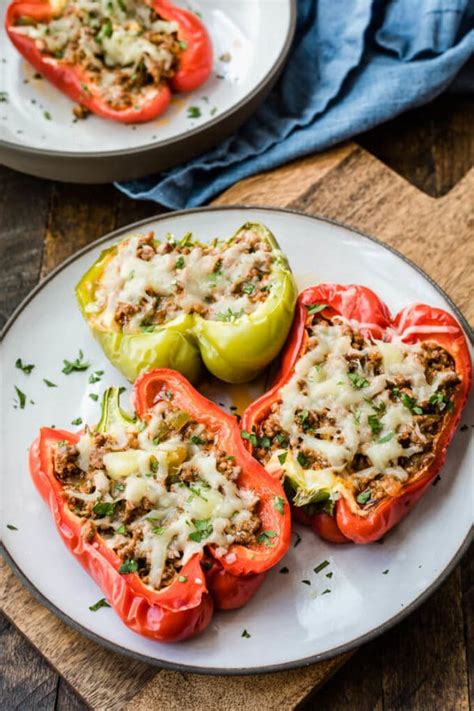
left=1, top=93, right=473, bottom=710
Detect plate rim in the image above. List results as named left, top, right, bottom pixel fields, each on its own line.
left=1, top=204, right=473, bottom=676
left=0, top=0, right=297, bottom=158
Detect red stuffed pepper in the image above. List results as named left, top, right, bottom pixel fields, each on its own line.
left=242, top=284, right=471, bottom=544
left=29, top=369, right=290, bottom=642
left=6, top=0, right=212, bottom=123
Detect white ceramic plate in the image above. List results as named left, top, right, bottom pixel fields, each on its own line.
left=1, top=207, right=472, bottom=674
left=0, top=0, right=295, bottom=181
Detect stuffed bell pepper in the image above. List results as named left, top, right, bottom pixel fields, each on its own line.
left=242, top=283, right=471, bottom=544
left=29, top=369, right=290, bottom=642
left=6, top=0, right=212, bottom=122
left=76, top=222, right=297, bottom=383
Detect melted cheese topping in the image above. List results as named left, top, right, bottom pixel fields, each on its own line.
left=61, top=404, right=258, bottom=590
left=264, top=317, right=458, bottom=509
left=89, top=229, right=275, bottom=332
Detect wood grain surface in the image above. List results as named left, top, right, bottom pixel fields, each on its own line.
left=1, top=93, right=473, bottom=711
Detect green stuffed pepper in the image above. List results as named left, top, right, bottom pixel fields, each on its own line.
left=76, top=222, right=297, bottom=384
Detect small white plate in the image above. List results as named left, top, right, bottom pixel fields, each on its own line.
left=1, top=207, right=472, bottom=674
left=0, top=0, right=295, bottom=181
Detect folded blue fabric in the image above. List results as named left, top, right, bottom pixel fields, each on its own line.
left=116, top=0, right=474, bottom=209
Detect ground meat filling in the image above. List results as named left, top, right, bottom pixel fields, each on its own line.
left=254, top=313, right=461, bottom=514
left=53, top=399, right=261, bottom=591
left=13, top=0, right=185, bottom=114
left=87, top=228, right=275, bottom=333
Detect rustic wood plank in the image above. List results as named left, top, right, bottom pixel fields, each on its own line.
left=40, top=183, right=118, bottom=277
left=0, top=165, right=50, bottom=328
left=461, top=543, right=474, bottom=709
left=358, top=94, right=474, bottom=198
left=0, top=611, right=58, bottom=711
left=56, top=678, right=91, bottom=711
left=0, top=560, right=157, bottom=711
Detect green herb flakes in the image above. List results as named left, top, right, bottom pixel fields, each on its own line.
left=89, top=370, right=104, bottom=384
left=296, top=451, right=309, bottom=468
left=378, top=432, right=394, bottom=444
left=274, top=496, right=285, bottom=514
left=7, top=524, right=18, bottom=531
left=306, top=303, right=328, bottom=315
left=241, top=629, right=251, bottom=638
left=62, top=350, right=89, bottom=374
left=178, top=575, right=187, bottom=583
left=89, top=393, right=99, bottom=401
left=15, top=358, right=35, bottom=374
left=367, top=414, right=382, bottom=435
left=119, top=559, right=138, bottom=574
left=71, top=417, right=83, bottom=426
left=348, top=372, right=369, bottom=389
left=278, top=451, right=288, bottom=465
left=43, top=379, right=57, bottom=388
left=382, top=569, right=389, bottom=575
left=190, top=435, right=205, bottom=445
left=256, top=530, right=278, bottom=547
left=187, top=106, right=201, bottom=119
left=14, top=386, right=27, bottom=409
left=302, top=579, right=311, bottom=586
left=356, top=490, right=371, bottom=505
left=279, top=566, right=289, bottom=574
left=89, top=597, right=110, bottom=612
left=93, top=502, right=115, bottom=516
left=313, top=560, right=330, bottom=574
left=188, top=519, right=213, bottom=543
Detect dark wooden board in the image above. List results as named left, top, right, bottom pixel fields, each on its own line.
left=1, top=93, right=473, bottom=711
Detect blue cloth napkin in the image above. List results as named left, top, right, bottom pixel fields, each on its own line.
left=116, top=0, right=474, bottom=209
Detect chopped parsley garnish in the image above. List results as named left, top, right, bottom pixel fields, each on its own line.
left=89, top=393, right=99, bottom=401
left=0, top=91, right=8, bottom=102
left=43, top=111, right=52, bottom=120
left=178, top=575, right=188, bottom=583
left=259, top=436, right=271, bottom=449
left=43, top=379, right=57, bottom=388
left=163, top=390, right=174, bottom=401
left=256, top=530, right=278, bottom=547
left=189, top=486, right=208, bottom=502
left=298, top=409, right=311, bottom=431
left=313, top=560, right=330, bottom=574
left=114, top=482, right=125, bottom=492
left=116, top=524, right=126, bottom=535
left=190, top=435, right=205, bottom=445
left=241, top=282, right=255, bottom=295
left=150, top=457, right=159, bottom=473
left=429, top=392, right=453, bottom=412
left=71, top=417, right=83, bottom=426
left=275, top=433, right=289, bottom=448
left=119, top=559, right=138, bottom=574
left=279, top=566, right=289, bottom=574
left=321, top=589, right=331, bottom=595
left=401, top=393, right=423, bottom=415
left=153, top=526, right=165, bottom=536
left=378, top=432, right=394, bottom=444
left=241, top=430, right=258, bottom=447
left=354, top=409, right=361, bottom=424
left=326, top=572, right=333, bottom=579
left=356, top=490, right=371, bottom=505
left=382, top=569, right=389, bottom=575
left=141, top=325, right=155, bottom=333
left=14, top=386, right=26, bottom=409
left=367, top=414, right=382, bottom=436
left=62, top=350, right=89, bottom=374
left=187, top=106, right=201, bottom=119
left=175, top=256, right=185, bottom=269
left=348, top=372, right=369, bottom=389
left=296, top=452, right=309, bottom=468
left=293, top=531, right=302, bottom=547
left=89, top=370, right=104, bottom=384
left=15, top=358, right=34, bottom=374
left=306, top=303, right=328, bottom=315
left=301, top=579, right=311, bottom=586
left=241, top=629, right=251, bottom=638
left=188, top=519, right=213, bottom=543
left=216, top=308, right=244, bottom=323
left=93, top=502, right=115, bottom=517
left=278, top=451, right=288, bottom=465
left=7, top=524, right=18, bottom=531
left=178, top=40, right=188, bottom=50
left=274, top=496, right=285, bottom=514
left=89, top=598, right=110, bottom=612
